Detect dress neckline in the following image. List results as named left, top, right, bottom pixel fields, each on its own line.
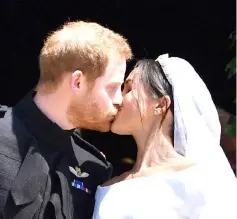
left=97, top=163, right=198, bottom=190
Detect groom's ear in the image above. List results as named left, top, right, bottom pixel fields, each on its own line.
left=71, top=70, right=83, bottom=90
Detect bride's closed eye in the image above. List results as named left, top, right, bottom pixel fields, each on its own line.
left=122, top=80, right=132, bottom=96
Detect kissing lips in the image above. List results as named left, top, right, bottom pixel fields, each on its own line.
left=114, top=110, right=121, bottom=120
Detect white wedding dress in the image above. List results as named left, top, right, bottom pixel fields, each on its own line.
left=93, top=54, right=237, bottom=218
left=93, top=165, right=237, bottom=219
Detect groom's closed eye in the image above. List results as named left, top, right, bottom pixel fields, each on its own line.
left=106, top=83, right=123, bottom=97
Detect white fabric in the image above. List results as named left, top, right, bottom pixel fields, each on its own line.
left=156, top=54, right=235, bottom=180
left=93, top=165, right=237, bottom=219
left=93, top=55, right=237, bottom=219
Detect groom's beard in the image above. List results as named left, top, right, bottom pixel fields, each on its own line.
left=66, top=96, right=117, bottom=132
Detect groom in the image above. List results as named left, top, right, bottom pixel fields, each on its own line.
left=0, top=21, right=132, bottom=219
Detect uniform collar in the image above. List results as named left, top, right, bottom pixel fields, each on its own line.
left=13, top=90, right=74, bottom=152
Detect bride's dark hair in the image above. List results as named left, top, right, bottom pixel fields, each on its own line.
left=131, top=59, right=174, bottom=139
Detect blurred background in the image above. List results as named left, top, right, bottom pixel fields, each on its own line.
left=1, top=0, right=236, bottom=175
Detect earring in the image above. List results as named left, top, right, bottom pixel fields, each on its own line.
left=154, top=110, right=159, bottom=115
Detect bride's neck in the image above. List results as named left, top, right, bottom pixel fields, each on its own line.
left=132, top=126, right=181, bottom=173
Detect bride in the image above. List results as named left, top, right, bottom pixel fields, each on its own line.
left=93, top=54, right=237, bottom=219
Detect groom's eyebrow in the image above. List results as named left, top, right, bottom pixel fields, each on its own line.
left=108, top=79, right=124, bottom=84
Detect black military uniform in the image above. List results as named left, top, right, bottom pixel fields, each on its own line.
left=0, top=91, right=112, bottom=219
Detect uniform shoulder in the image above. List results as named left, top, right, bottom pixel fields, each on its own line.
left=0, top=106, right=31, bottom=162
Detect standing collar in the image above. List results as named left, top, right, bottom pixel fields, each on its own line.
left=13, top=90, right=74, bottom=151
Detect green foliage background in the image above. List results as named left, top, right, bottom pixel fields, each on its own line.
left=224, top=31, right=236, bottom=136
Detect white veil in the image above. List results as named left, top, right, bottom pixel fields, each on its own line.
left=156, top=54, right=236, bottom=181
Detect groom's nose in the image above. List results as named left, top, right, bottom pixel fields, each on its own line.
left=113, top=90, right=123, bottom=106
